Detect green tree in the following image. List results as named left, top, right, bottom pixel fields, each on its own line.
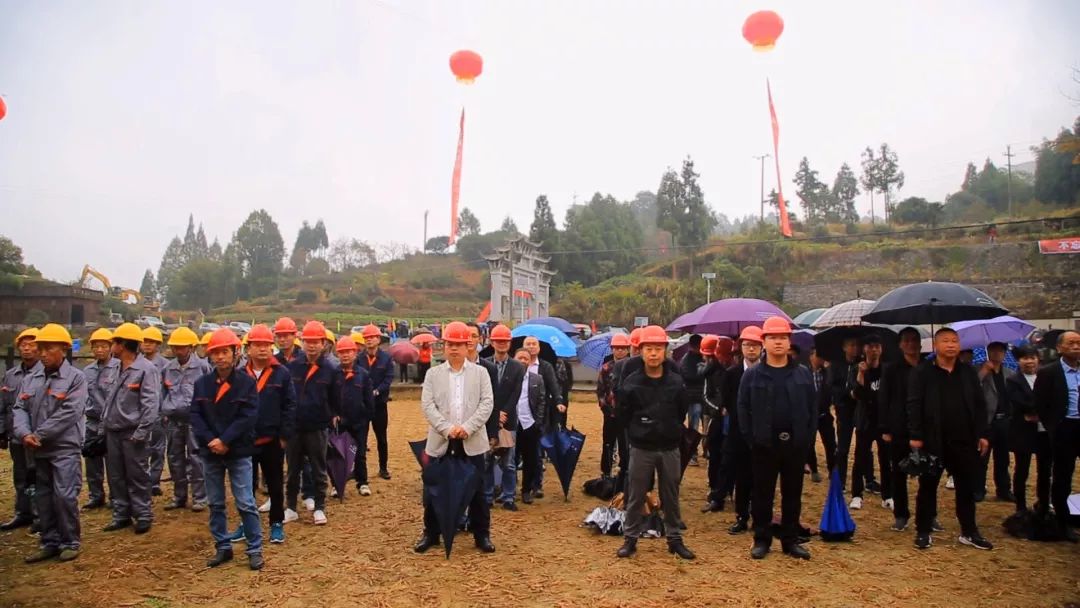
left=558, top=193, right=644, bottom=286
left=1033, top=120, right=1080, bottom=205
left=876, top=143, right=905, bottom=222
left=290, top=221, right=314, bottom=273
left=529, top=195, right=559, bottom=253
left=892, top=197, right=946, bottom=227
left=656, top=157, right=717, bottom=277
left=961, top=162, right=978, bottom=191
left=831, top=163, right=860, bottom=223
left=170, top=258, right=224, bottom=312
left=232, top=209, right=285, bottom=298
left=458, top=208, right=481, bottom=237
left=499, top=216, right=519, bottom=235
left=0, top=235, right=29, bottom=275
left=793, top=157, right=831, bottom=223
left=139, top=270, right=156, bottom=300
left=425, top=236, right=450, bottom=254
left=312, top=219, right=329, bottom=256
left=859, top=146, right=880, bottom=223
left=156, top=236, right=184, bottom=304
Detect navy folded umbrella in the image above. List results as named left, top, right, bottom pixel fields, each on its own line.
left=819, top=468, right=856, bottom=541
left=679, top=427, right=703, bottom=475
left=409, top=439, right=431, bottom=469
left=326, top=429, right=357, bottom=501
left=542, top=427, right=586, bottom=500
left=422, top=453, right=482, bottom=558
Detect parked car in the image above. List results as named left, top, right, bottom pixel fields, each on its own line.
left=228, top=321, right=252, bottom=333
left=136, top=316, right=165, bottom=328
left=108, top=312, right=124, bottom=325
left=199, top=322, right=221, bottom=333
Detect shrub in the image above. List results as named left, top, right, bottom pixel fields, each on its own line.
left=372, top=296, right=396, bottom=312
left=295, top=290, right=318, bottom=305
left=24, top=308, right=49, bottom=326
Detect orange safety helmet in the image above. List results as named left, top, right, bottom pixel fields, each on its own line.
left=335, top=336, right=358, bottom=352
left=206, top=328, right=242, bottom=352
left=361, top=324, right=382, bottom=339
left=610, top=333, right=632, bottom=348
left=246, top=324, right=275, bottom=344
left=699, top=334, right=719, bottom=356
left=761, top=316, right=793, bottom=337
left=273, top=317, right=298, bottom=335
left=637, top=325, right=669, bottom=346
left=738, top=326, right=764, bottom=343
left=301, top=320, right=327, bottom=341
left=629, top=327, right=644, bottom=349
left=490, top=324, right=512, bottom=341
left=442, top=321, right=471, bottom=344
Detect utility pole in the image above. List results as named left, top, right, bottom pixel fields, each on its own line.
left=422, top=210, right=429, bottom=252
left=1004, top=145, right=1015, bottom=217
left=753, top=154, right=771, bottom=222
left=702, top=272, right=716, bottom=303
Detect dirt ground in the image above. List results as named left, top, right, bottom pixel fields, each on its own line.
left=1, top=392, right=1079, bottom=608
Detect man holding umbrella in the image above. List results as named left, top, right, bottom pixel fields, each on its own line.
left=357, top=324, right=394, bottom=482
left=414, top=321, right=495, bottom=555
left=879, top=327, right=923, bottom=532
left=976, top=341, right=1014, bottom=503
left=481, top=324, right=526, bottom=510
left=713, top=326, right=763, bottom=533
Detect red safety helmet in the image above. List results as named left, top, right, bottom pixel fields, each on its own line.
left=761, top=316, right=793, bottom=337
left=490, top=324, right=512, bottom=341
left=739, top=326, right=764, bottom=343
left=206, top=328, right=241, bottom=353
left=700, top=334, right=719, bottom=356
left=335, top=336, right=358, bottom=352
left=273, top=317, right=298, bottom=335
left=361, top=324, right=382, bottom=339
left=246, top=324, right=274, bottom=344
left=629, top=327, right=645, bottom=348
left=638, top=325, right=669, bottom=346
left=301, top=320, right=327, bottom=341
left=610, top=333, right=632, bottom=348
left=442, top=321, right=471, bottom=344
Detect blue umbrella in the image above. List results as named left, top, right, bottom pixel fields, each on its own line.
left=512, top=324, right=578, bottom=357
left=422, top=453, right=482, bottom=558
left=971, top=346, right=1019, bottom=372
left=541, top=427, right=586, bottom=500
left=949, top=315, right=1035, bottom=350
left=819, top=468, right=856, bottom=541
left=529, top=316, right=578, bottom=335
left=577, top=332, right=615, bottom=370
left=792, top=308, right=827, bottom=329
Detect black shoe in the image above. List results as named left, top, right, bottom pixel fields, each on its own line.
left=24, top=548, right=60, bottom=564
left=502, top=501, right=517, bottom=512
left=891, top=516, right=909, bottom=532
left=811, top=471, right=822, bottom=483
left=248, top=553, right=264, bottom=571
left=103, top=520, right=132, bottom=532
left=1063, top=527, right=1080, bottom=543
left=0, top=515, right=33, bottom=531
left=521, top=491, right=534, bottom=505
left=996, top=491, right=1017, bottom=503
left=616, top=538, right=637, bottom=558
left=958, top=533, right=993, bottom=550
left=750, top=541, right=770, bottom=560
left=931, top=519, right=945, bottom=533
left=729, top=518, right=749, bottom=535
left=207, top=548, right=233, bottom=567
left=378, top=469, right=391, bottom=480
left=163, top=500, right=187, bottom=511
left=29, top=520, right=41, bottom=535
left=534, top=489, right=545, bottom=499
left=973, top=492, right=986, bottom=503
left=915, top=534, right=932, bottom=550
left=475, top=536, right=496, bottom=553
left=783, top=543, right=811, bottom=560
left=866, top=479, right=881, bottom=494
left=413, top=534, right=439, bottom=553
left=134, top=521, right=152, bottom=534
left=81, top=500, right=106, bottom=512
left=701, top=500, right=724, bottom=513
left=668, top=541, right=695, bottom=560
left=151, top=487, right=163, bottom=497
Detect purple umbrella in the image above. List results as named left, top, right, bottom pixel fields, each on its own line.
left=389, top=341, right=420, bottom=365
left=949, top=315, right=1035, bottom=350
left=326, top=430, right=357, bottom=500
left=667, top=298, right=793, bottom=337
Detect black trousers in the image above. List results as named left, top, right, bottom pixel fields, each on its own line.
left=418, top=362, right=431, bottom=383
left=372, top=403, right=389, bottom=471
left=348, top=422, right=371, bottom=486
left=806, top=412, right=837, bottom=475
left=600, top=415, right=627, bottom=478
left=978, top=418, right=1011, bottom=497
left=915, top=439, right=980, bottom=536
left=254, top=440, right=285, bottom=525
left=887, top=436, right=912, bottom=519
left=705, top=417, right=725, bottom=500
left=423, top=452, right=489, bottom=539
left=1051, top=419, right=1080, bottom=527
left=717, top=435, right=752, bottom=519
left=834, top=405, right=857, bottom=488
left=1013, top=433, right=1051, bottom=513
left=751, top=438, right=806, bottom=545
left=853, top=429, right=890, bottom=499
left=517, top=423, right=542, bottom=497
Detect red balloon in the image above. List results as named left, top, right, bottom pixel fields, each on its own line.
left=0, top=97, right=6, bottom=121
left=449, top=50, right=483, bottom=84
left=742, top=10, right=784, bottom=51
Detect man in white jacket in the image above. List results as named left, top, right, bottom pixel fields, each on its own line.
left=414, top=321, right=495, bottom=555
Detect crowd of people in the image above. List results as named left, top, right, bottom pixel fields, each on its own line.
left=1, top=313, right=1078, bottom=569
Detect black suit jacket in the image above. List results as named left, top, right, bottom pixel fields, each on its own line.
left=483, top=356, right=526, bottom=435
left=535, top=359, right=562, bottom=431
left=719, top=363, right=747, bottom=436
left=1034, top=360, right=1075, bottom=438
left=1007, top=373, right=1042, bottom=454
left=906, top=360, right=989, bottom=457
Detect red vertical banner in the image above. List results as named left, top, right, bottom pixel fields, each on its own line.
left=448, top=108, right=466, bottom=245
left=767, top=80, right=792, bottom=238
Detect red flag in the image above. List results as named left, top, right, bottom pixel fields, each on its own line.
left=448, top=108, right=465, bottom=245
left=767, top=80, right=792, bottom=238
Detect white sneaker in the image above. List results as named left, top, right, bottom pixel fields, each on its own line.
left=882, top=498, right=894, bottom=511
left=945, top=476, right=955, bottom=489
left=303, top=498, right=315, bottom=512
left=849, top=496, right=863, bottom=510
left=258, top=499, right=271, bottom=513
left=330, top=487, right=338, bottom=498
left=313, top=510, right=327, bottom=525
left=359, top=485, right=372, bottom=496
left=283, top=508, right=299, bottom=523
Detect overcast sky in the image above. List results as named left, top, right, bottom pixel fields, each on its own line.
left=1, top=0, right=1077, bottom=289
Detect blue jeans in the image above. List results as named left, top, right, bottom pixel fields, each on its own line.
left=484, top=434, right=517, bottom=504
left=202, top=455, right=263, bottom=555
left=687, top=402, right=703, bottom=433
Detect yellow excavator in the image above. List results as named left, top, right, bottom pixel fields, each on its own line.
left=79, top=265, right=161, bottom=312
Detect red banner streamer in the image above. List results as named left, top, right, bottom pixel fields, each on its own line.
left=448, top=108, right=465, bottom=245
left=767, top=80, right=792, bottom=238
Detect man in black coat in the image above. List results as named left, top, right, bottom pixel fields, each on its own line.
left=849, top=334, right=890, bottom=511
left=1034, top=330, right=1080, bottom=542
left=478, top=324, right=526, bottom=509
left=832, top=337, right=878, bottom=493
left=878, top=327, right=922, bottom=532
left=1006, top=345, right=1049, bottom=515
left=714, top=327, right=762, bottom=533
left=907, top=327, right=993, bottom=551
left=738, top=317, right=816, bottom=560
left=804, top=347, right=834, bottom=484
left=679, top=335, right=708, bottom=466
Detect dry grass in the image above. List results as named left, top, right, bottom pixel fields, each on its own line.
left=1, top=395, right=1079, bottom=608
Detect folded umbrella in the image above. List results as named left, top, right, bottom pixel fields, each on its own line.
left=949, top=315, right=1035, bottom=350
left=679, top=427, right=703, bottom=475
left=409, top=439, right=431, bottom=469
left=542, top=426, right=586, bottom=500
left=577, top=332, right=615, bottom=370
left=861, top=281, right=1008, bottom=325
left=326, top=429, right=357, bottom=501
left=819, top=468, right=856, bottom=541
left=422, top=452, right=482, bottom=558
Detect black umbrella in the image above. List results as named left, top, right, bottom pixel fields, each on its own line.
left=679, top=427, right=703, bottom=475
left=813, top=326, right=900, bottom=363
left=861, top=281, right=1008, bottom=326
left=421, top=450, right=482, bottom=558
left=409, top=439, right=431, bottom=469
